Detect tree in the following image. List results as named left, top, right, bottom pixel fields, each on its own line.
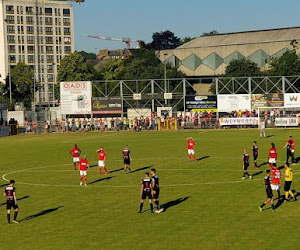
left=2, top=62, right=34, bottom=109
left=78, top=50, right=97, bottom=60
left=143, top=30, right=181, bottom=50
left=179, top=36, right=196, bottom=46
left=224, top=58, right=261, bottom=77
left=201, top=30, right=219, bottom=37
left=55, top=51, right=96, bottom=98
left=100, top=58, right=124, bottom=80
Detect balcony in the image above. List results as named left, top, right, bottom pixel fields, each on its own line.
left=46, top=50, right=54, bottom=54
left=64, top=51, right=71, bottom=54
left=27, top=41, right=34, bottom=44
left=56, top=32, right=61, bottom=36
left=45, top=21, right=53, bottom=25
left=28, top=50, right=35, bottom=54
left=26, top=21, right=33, bottom=25
left=6, top=10, right=14, bottom=14
left=27, top=31, right=34, bottom=34
left=64, top=41, right=71, bottom=45
left=48, top=69, right=54, bottom=73
left=47, top=60, right=54, bottom=63
left=26, top=11, right=33, bottom=15
left=18, top=31, right=24, bottom=34
left=9, top=49, right=16, bottom=53
left=48, top=78, right=54, bottom=82
left=46, top=31, right=53, bottom=35
left=46, top=41, right=53, bottom=44
left=45, top=12, right=52, bottom=16
left=8, top=40, right=15, bottom=44
left=7, top=20, right=14, bottom=24
left=64, top=32, right=71, bottom=36
left=17, top=21, right=23, bottom=24
left=8, top=30, right=15, bottom=34
left=63, top=22, right=70, bottom=26
left=17, top=11, right=23, bottom=15
left=28, top=60, right=35, bottom=64
left=63, top=13, right=70, bottom=17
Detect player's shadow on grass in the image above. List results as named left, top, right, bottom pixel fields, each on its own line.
left=257, top=162, right=268, bottom=168
left=0, top=183, right=8, bottom=188
left=252, top=171, right=263, bottom=177
left=0, top=195, right=30, bottom=207
left=130, top=166, right=152, bottom=174
left=109, top=168, right=124, bottom=174
left=88, top=176, right=116, bottom=185
left=266, top=135, right=275, bottom=138
left=161, top=196, right=190, bottom=212
left=19, top=206, right=64, bottom=223
left=294, top=157, right=300, bottom=164
left=196, top=156, right=210, bottom=162
left=89, top=164, right=98, bottom=168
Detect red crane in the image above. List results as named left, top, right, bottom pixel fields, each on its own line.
left=81, top=34, right=142, bottom=49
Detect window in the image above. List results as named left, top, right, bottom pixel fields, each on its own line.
left=6, top=15, right=14, bottom=23
left=6, top=5, right=14, bottom=12
left=64, top=37, right=71, bottom=44
left=19, top=55, right=25, bottom=61
left=18, top=36, right=24, bottom=43
left=17, top=26, right=24, bottom=32
left=27, top=46, right=35, bottom=53
left=46, top=46, right=53, bottom=53
left=7, top=25, right=15, bottom=33
left=18, top=45, right=25, bottom=53
left=45, top=27, right=53, bottom=34
left=63, top=18, right=70, bottom=25
left=46, top=55, right=54, bottom=62
left=64, top=46, right=71, bottom=52
left=45, top=17, right=52, bottom=24
left=27, top=36, right=34, bottom=43
left=7, top=35, right=15, bottom=42
left=27, top=26, right=34, bottom=33
left=63, top=9, right=70, bottom=15
left=10, top=55, right=16, bottom=62
left=9, top=45, right=15, bottom=52
left=64, top=27, right=71, bottom=34
left=45, top=37, right=53, bottom=43
left=26, top=16, right=34, bottom=23
left=45, top=8, right=52, bottom=14
left=28, top=55, right=35, bottom=62
left=26, top=6, right=33, bottom=13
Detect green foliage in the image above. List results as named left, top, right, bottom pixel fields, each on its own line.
left=179, top=36, right=196, bottom=46
left=2, top=62, right=34, bottom=109
left=101, top=58, right=124, bottom=80
left=142, top=30, right=181, bottom=50
left=201, top=30, right=219, bottom=36
left=78, top=50, right=97, bottom=60
left=224, top=58, right=261, bottom=77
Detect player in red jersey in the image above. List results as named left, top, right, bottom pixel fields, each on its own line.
left=284, top=136, right=296, bottom=165
left=79, top=155, right=89, bottom=186
left=268, top=143, right=277, bottom=168
left=69, top=144, right=81, bottom=170
left=97, top=147, right=108, bottom=175
left=271, top=163, right=281, bottom=201
left=187, top=137, right=196, bottom=162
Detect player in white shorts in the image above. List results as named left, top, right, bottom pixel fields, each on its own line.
left=187, top=137, right=196, bottom=162
left=79, top=155, right=89, bottom=186
left=260, top=119, right=266, bottom=138
left=69, top=144, right=81, bottom=170
left=97, top=147, right=108, bottom=175
left=268, top=143, right=277, bottom=168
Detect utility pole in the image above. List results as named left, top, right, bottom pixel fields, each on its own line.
left=164, top=53, right=168, bottom=105
left=4, top=19, right=12, bottom=104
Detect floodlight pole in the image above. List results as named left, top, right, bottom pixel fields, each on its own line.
left=164, top=53, right=168, bottom=105
left=4, top=19, right=12, bottom=104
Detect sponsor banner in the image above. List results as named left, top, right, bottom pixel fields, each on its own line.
left=60, top=81, right=92, bottom=115
left=267, top=93, right=284, bottom=107
left=275, top=117, right=298, bottom=127
left=284, top=93, right=300, bottom=108
left=251, top=94, right=268, bottom=110
left=217, top=94, right=251, bottom=112
left=219, top=117, right=259, bottom=126
left=186, top=95, right=217, bottom=112
left=92, top=97, right=122, bottom=114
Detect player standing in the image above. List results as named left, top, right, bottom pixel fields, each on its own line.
left=122, top=145, right=132, bottom=174
left=151, top=168, right=163, bottom=213
left=79, top=155, right=89, bottom=186
left=268, top=143, right=277, bottom=168
left=260, top=118, right=266, bottom=138
left=241, top=149, right=253, bottom=180
left=97, top=147, right=108, bottom=175
left=69, top=144, right=81, bottom=170
left=4, top=180, right=19, bottom=224
left=284, top=136, right=296, bottom=165
left=187, top=137, right=196, bottom=162
left=138, top=172, right=154, bottom=213
left=271, top=164, right=281, bottom=202
left=283, top=163, right=296, bottom=202
left=259, top=170, right=275, bottom=212
left=252, top=141, right=259, bottom=168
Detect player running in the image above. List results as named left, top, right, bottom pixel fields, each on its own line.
left=138, top=172, right=154, bottom=213
left=283, top=163, right=296, bottom=202
left=79, top=155, right=89, bottom=186
left=97, top=147, right=108, bottom=175
left=241, top=149, right=253, bottom=180
left=4, top=180, right=19, bottom=224
left=260, top=119, right=266, bottom=138
left=69, top=144, right=81, bottom=170
left=252, top=141, right=259, bottom=168
left=268, top=143, right=277, bottom=168
left=284, top=136, right=296, bottom=165
left=259, top=170, right=275, bottom=212
left=122, top=145, right=132, bottom=174
left=187, top=137, right=196, bottom=162
left=271, top=164, right=281, bottom=202
left=151, top=168, right=163, bottom=213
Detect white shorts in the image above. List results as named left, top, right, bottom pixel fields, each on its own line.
left=188, top=149, right=195, bottom=155
left=80, top=170, right=87, bottom=176
left=291, top=149, right=295, bottom=154
left=73, top=157, right=80, bottom=163
left=98, top=160, right=105, bottom=167
left=269, top=158, right=276, bottom=164
left=271, top=184, right=280, bottom=191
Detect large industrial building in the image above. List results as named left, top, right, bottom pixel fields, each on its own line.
left=0, top=0, right=75, bottom=106
left=158, top=27, right=300, bottom=77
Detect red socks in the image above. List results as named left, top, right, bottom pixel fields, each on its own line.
left=189, top=155, right=191, bottom=160
left=269, top=163, right=272, bottom=168
left=84, top=177, right=87, bottom=183
left=104, top=167, right=108, bottom=174
left=80, top=177, right=83, bottom=181
left=193, top=155, right=196, bottom=160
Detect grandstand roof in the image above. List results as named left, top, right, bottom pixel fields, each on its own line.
left=178, top=27, right=300, bottom=49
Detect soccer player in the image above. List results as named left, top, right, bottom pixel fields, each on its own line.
left=241, top=149, right=253, bottom=180
left=271, top=164, right=281, bottom=201
left=79, top=155, right=89, bottom=186
left=283, top=163, right=296, bottom=202
left=252, top=141, right=259, bottom=168
left=122, top=145, right=132, bottom=174
left=284, top=136, right=296, bottom=165
left=259, top=170, right=275, bottom=212
left=69, top=144, right=81, bottom=170
left=97, top=147, right=108, bottom=175
left=138, top=172, right=154, bottom=213
left=4, top=180, right=19, bottom=224
left=151, top=168, right=163, bottom=213
left=187, top=137, right=196, bottom=162
left=268, top=143, right=277, bottom=168
left=260, top=118, right=266, bottom=138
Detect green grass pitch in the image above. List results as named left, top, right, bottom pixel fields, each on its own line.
left=0, top=129, right=299, bottom=249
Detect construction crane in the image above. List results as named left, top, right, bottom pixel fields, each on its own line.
left=82, top=34, right=142, bottom=49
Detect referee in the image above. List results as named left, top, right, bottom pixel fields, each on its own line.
left=284, top=163, right=297, bottom=202
left=4, top=180, right=19, bottom=224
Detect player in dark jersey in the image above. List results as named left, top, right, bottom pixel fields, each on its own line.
left=252, top=141, right=259, bottom=168
left=285, top=140, right=295, bottom=165
left=151, top=168, right=163, bottom=213
left=122, top=145, right=132, bottom=174
left=241, top=149, right=253, bottom=180
left=259, top=170, right=275, bottom=212
left=4, top=180, right=19, bottom=224
left=138, top=172, right=154, bottom=213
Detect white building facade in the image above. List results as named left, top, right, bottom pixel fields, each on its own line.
left=0, top=0, right=74, bottom=105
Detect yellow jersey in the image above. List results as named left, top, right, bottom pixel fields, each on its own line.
left=285, top=167, right=293, bottom=181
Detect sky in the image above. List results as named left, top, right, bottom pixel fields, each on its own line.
left=72, top=0, right=300, bottom=53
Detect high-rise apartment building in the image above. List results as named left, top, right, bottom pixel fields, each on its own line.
left=0, top=0, right=74, bottom=106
